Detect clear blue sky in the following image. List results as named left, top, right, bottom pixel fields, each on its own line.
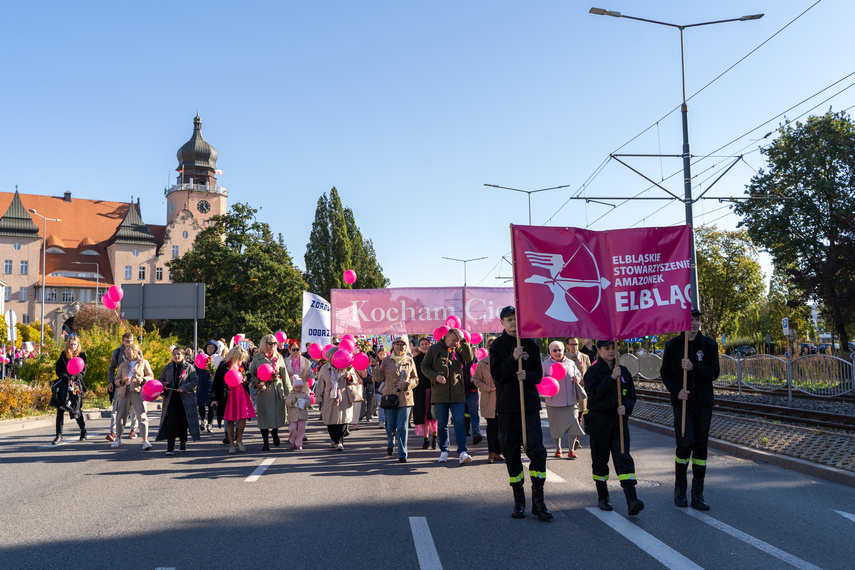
left=1, top=1, right=850, bottom=292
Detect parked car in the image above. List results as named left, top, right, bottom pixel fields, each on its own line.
left=797, top=343, right=817, bottom=356
left=733, top=346, right=757, bottom=358
left=817, top=343, right=833, bottom=354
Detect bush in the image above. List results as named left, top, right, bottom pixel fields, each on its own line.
left=0, top=380, right=52, bottom=419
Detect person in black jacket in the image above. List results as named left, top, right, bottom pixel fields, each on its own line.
left=660, top=310, right=720, bottom=510
left=584, top=340, right=643, bottom=516
left=489, top=306, right=551, bottom=521
left=52, top=334, right=88, bottom=444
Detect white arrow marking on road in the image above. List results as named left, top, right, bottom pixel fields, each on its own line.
left=834, top=510, right=855, bottom=523
left=245, top=457, right=276, bottom=482
left=586, top=508, right=703, bottom=569
left=520, top=458, right=566, bottom=482
left=682, top=509, right=822, bottom=570
left=409, top=517, right=442, bottom=570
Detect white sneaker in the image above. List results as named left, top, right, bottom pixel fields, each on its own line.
left=335, top=443, right=344, bottom=451
left=438, top=452, right=448, bottom=463
left=141, top=441, right=152, bottom=451
left=111, top=440, right=120, bottom=448
left=459, top=451, right=472, bottom=465
left=206, top=424, right=213, bottom=433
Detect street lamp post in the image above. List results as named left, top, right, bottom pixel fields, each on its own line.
left=28, top=209, right=61, bottom=348
left=71, top=261, right=100, bottom=324
left=589, top=7, right=763, bottom=311
left=442, top=256, right=487, bottom=287
left=484, top=184, right=570, bottom=225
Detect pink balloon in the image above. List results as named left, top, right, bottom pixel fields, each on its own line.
left=537, top=377, right=560, bottom=397
left=476, top=348, right=488, bottom=360
left=341, top=334, right=355, bottom=343
left=550, top=362, right=566, bottom=380
left=275, top=331, right=287, bottom=344
left=308, top=343, right=324, bottom=360
left=66, top=356, right=85, bottom=376
left=103, top=296, right=118, bottom=310
left=195, top=353, right=208, bottom=369
left=225, top=369, right=243, bottom=387
left=445, top=315, right=461, bottom=328
left=233, top=334, right=243, bottom=345
left=310, top=393, right=317, bottom=405
left=352, top=352, right=369, bottom=371
left=434, top=326, right=449, bottom=340
left=257, top=363, right=274, bottom=381
left=141, top=390, right=158, bottom=402
left=339, top=338, right=355, bottom=352
left=343, top=269, right=357, bottom=284
left=470, top=332, right=483, bottom=345
left=106, top=285, right=124, bottom=302
left=331, top=349, right=354, bottom=369
left=470, top=362, right=478, bottom=376
left=461, top=330, right=471, bottom=343
left=323, top=344, right=335, bottom=357
left=307, top=378, right=315, bottom=388
left=142, top=379, right=163, bottom=398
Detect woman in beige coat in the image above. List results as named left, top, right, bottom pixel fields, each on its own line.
left=249, top=334, right=290, bottom=452
left=380, top=337, right=419, bottom=462
left=315, top=345, right=360, bottom=451
left=472, top=336, right=504, bottom=463
left=113, top=343, right=155, bottom=450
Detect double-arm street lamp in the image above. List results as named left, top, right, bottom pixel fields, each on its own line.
left=442, top=256, right=487, bottom=287
left=484, top=184, right=570, bottom=225
left=589, top=7, right=763, bottom=311
left=28, top=209, right=61, bottom=347
left=71, top=261, right=100, bottom=324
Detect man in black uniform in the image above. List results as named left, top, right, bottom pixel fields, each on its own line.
left=661, top=309, right=720, bottom=510
left=584, top=340, right=644, bottom=515
left=489, top=306, right=551, bottom=521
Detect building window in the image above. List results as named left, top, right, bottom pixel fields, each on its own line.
left=20, top=260, right=28, bottom=275
left=46, top=288, right=57, bottom=302
left=81, top=249, right=99, bottom=256
left=4, top=260, right=11, bottom=274
left=46, top=247, right=65, bottom=254
left=124, top=266, right=132, bottom=279
left=19, top=287, right=27, bottom=302
left=133, top=249, right=139, bottom=257
left=182, top=231, right=189, bottom=239
left=172, top=245, right=179, bottom=259
left=139, top=266, right=146, bottom=280
left=156, top=267, right=163, bottom=281
left=13, top=241, right=21, bottom=250
left=22, top=314, right=30, bottom=324
left=4, top=287, right=10, bottom=302
left=61, top=289, right=74, bottom=303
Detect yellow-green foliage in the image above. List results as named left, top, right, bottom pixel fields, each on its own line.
left=0, top=380, right=52, bottom=419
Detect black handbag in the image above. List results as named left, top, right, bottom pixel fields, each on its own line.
left=379, top=394, right=399, bottom=409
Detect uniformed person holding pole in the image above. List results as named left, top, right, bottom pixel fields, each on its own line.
left=661, top=309, right=719, bottom=510
left=489, top=306, right=551, bottom=521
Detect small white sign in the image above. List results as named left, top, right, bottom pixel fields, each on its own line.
left=782, top=317, right=789, bottom=336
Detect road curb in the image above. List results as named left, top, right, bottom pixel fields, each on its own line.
left=630, top=417, right=855, bottom=489
left=0, top=409, right=110, bottom=434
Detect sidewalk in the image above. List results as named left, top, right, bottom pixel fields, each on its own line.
left=0, top=408, right=110, bottom=435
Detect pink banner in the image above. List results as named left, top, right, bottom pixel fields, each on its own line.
left=512, top=225, right=692, bottom=339
left=330, top=287, right=514, bottom=335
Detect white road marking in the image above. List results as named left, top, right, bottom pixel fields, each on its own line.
left=409, top=517, right=442, bottom=570
left=244, top=457, right=276, bottom=482
left=520, top=458, right=565, bottom=482
left=39, top=433, right=105, bottom=448
left=682, top=509, right=822, bottom=570
left=586, top=508, right=703, bottom=570
left=834, top=510, right=855, bottom=523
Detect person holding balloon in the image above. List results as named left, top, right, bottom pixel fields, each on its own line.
left=156, top=345, right=201, bottom=455
left=249, top=334, right=290, bottom=452
left=472, top=336, right=503, bottom=463
left=380, top=336, right=419, bottom=462
left=411, top=338, right=437, bottom=449
left=285, top=376, right=312, bottom=449
left=112, top=342, right=154, bottom=450
left=542, top=341, right=585, bottom=459
left=106, top=332, right=141, bottom=442
left=218, top=345, right=255, bottom=453
left=51, top=334, right=88, bottom=445
left=195, top=340, right=219, bottom=434
left=315, top=344, right=360, bottom=451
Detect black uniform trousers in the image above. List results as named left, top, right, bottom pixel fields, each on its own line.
left=672, top=405, right=711, bottom=480
left=588, top=411, right=637, bottom=487
left=498, top=411, right=547, bottom=486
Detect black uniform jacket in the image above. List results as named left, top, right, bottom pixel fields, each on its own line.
left=583, top=357, right=635, bottom=417
left=660, top=331, right=719, bottom=408
left=489, top=331, right=542, bottom=414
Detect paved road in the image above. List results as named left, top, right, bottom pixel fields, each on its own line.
left=1, top=409, right=853, bottom=569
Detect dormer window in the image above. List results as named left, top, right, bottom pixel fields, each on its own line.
left=81, top=250, right=99, bottom=256
left=46, top=247, right=65, bottom=254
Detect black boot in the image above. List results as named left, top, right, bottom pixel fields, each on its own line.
left=675, top=458, right=689, bottom=507
left=422, top=436, right=430, bottom=449
left=272, top=429, right=280, bottom=447
left=260, top=429, right=270, bottom=452
left=596, top=481, right=612, bottom=511
left=674, top=485, right=688, bottom=507
left=511, top=484, right=526, bottom=519
left=79, top=429, right=88, bottom=441
left=691, top=478, right=709, bottom=510
left=431, top=434, right=437, bottom=449
left=624, top=485, right=644, bottom=516
left=531, top=481, right=553, bottom=521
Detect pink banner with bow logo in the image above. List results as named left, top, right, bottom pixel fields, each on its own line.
left=330, top=287, right=514, bottom=335
left=512, top=225, right=692, bottom=339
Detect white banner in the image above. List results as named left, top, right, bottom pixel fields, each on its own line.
left=301, top=291, right=331, bottom=348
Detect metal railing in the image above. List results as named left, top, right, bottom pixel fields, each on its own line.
left=164, top=183, right=229, bottom=197
left=618, top=352, right=855, bottom=399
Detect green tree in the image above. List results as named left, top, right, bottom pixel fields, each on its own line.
left=305, top=187, right=388, bottom=300
left=734, top=110, right=855, bottom=349
left=695, top=226, right=765, bottom=340
left=167, top=203, right=307, bottom=344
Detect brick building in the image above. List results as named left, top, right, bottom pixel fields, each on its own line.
left=0, top=114, right=227, bottom=341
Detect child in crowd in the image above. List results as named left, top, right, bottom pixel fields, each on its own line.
left=285, top=375, right=312, bottom=450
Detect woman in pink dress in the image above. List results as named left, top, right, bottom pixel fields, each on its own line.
left=220, top=345, right=256, bottom=453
